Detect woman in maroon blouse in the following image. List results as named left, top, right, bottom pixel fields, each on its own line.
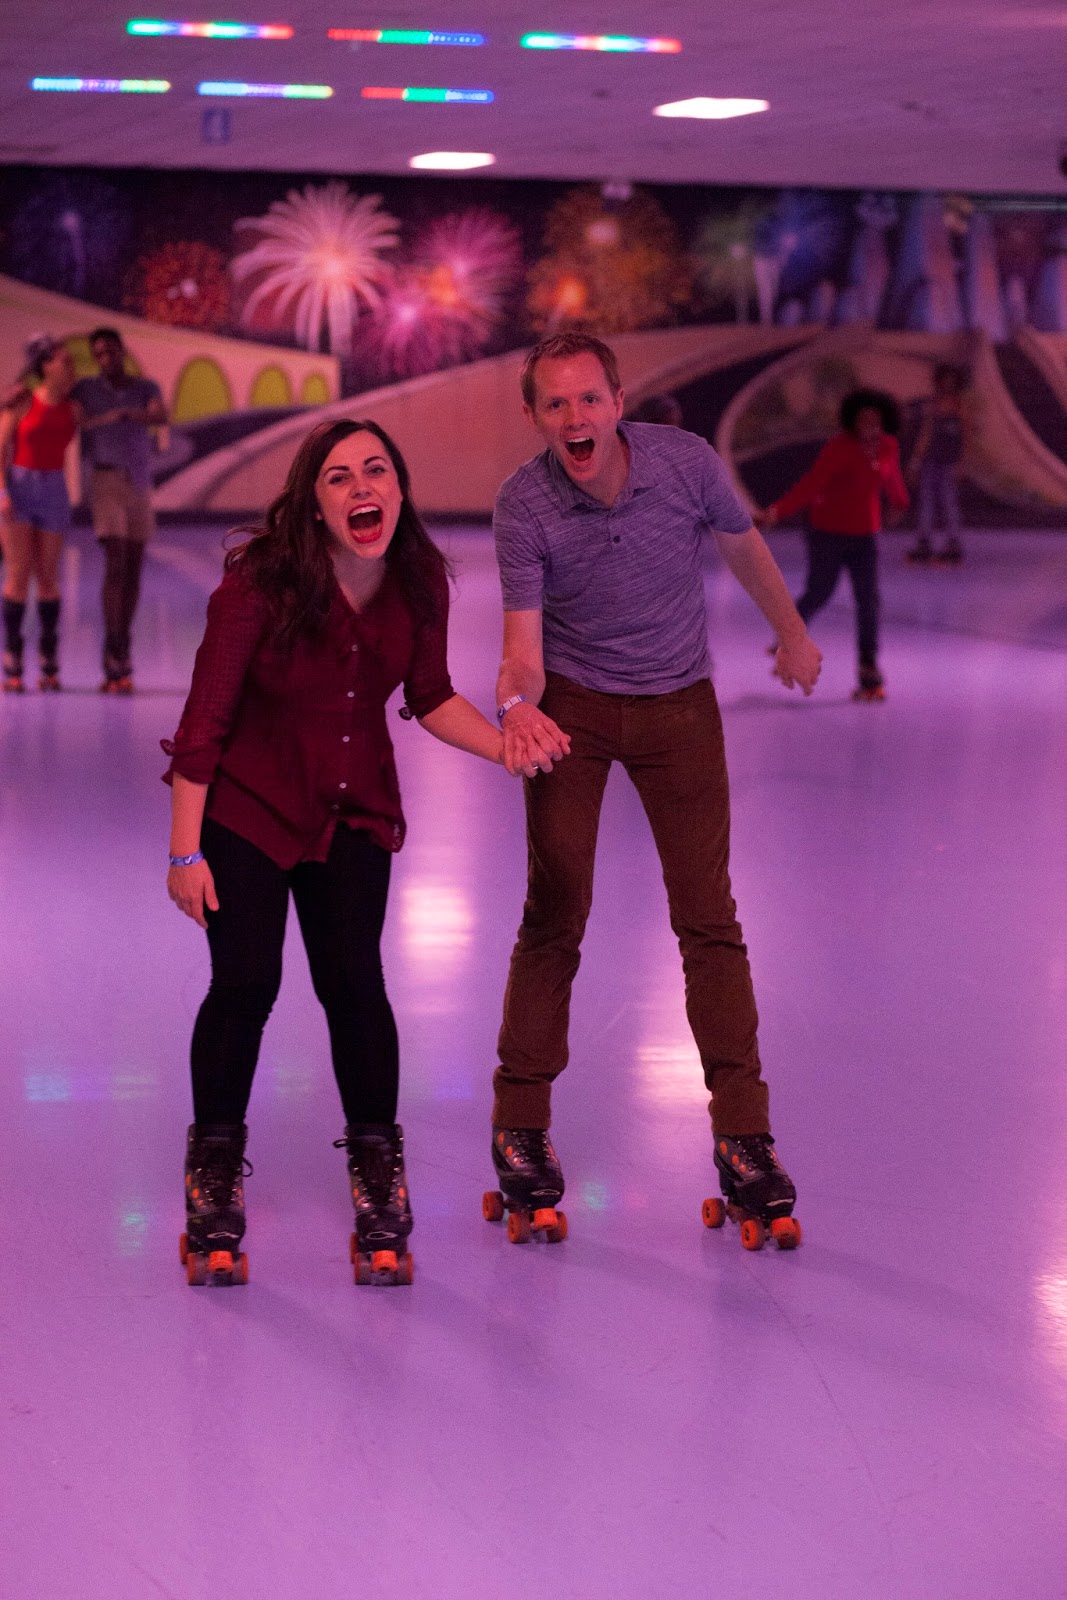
left=164, top=418, right=509, bottom=1287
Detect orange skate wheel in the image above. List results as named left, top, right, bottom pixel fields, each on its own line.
left=507, top=1211, right=532, bottom=1244
left=350, top=1232, right=358, bottom=1264
left=740, top=1218, right=766, bottom=1251
left=371, top=1249, right=398, bottom=1275
left=546, top=1211, right=568, bottom=1244
left=770, top=1217, right=802, bottom=1250
left=208, top=1250, right=234, bottom=1278
left=186, top=1253, right=208, bottom=1286
left=482, top=1190, right=505, bottom=1223
left=532, top=1206, right=558, bottom=1232
left=234, top=1253, right=250, bottom=1283
left=179, top=1232, right=190, bottom=1264
left=397, top=1253, right=414, bottom=1285
left=354, top=1256, right=373, bottom=1285
left=701, top=1198, right=726, bottom=1229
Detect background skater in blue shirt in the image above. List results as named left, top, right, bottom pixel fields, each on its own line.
left=484, top=333, right=822, bottom=1252
left=73, top=328, right=166, bottom=693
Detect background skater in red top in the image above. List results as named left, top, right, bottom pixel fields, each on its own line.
left=759, top=388, right=909, bottom=702
left=0, top=336, right=82, bottom=691
left=164, top=418, right=513, bottom=1287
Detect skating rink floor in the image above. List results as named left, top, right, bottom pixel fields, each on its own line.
left=2, top=523, right=1066, bottom=1600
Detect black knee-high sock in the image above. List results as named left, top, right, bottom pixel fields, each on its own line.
left=3, top=598, right=26, bottom=662
left=38, top=598, right=60, bottom=666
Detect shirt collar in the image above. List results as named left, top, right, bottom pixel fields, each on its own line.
left=543, top=421, right=656, bottom=512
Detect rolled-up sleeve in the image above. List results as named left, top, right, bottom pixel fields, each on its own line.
left=697, top=438, right=752, bottom=535
left=494, top=486, right=546, bottom=611
left=161, top=569, right=270, bottom=785
left=404, top=566, right=456, bottom=720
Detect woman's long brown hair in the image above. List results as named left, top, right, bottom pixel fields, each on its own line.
left=225, top=418, right=448, bottom=648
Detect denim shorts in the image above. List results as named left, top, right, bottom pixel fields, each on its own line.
left=6, top=466, right=73, bottom=533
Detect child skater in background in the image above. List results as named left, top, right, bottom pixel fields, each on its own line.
left=163, top=418, right=515, bottom=1288
left=906, top=363, right=972, bottom=566
left=758, top=388, right=908, bottom=702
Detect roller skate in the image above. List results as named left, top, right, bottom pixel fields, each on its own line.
left=483, top=1127, right=568, bottom=1244
left=934, top=538, right=964, bottom=567
left=2, top=650, right=24, bottom=693
left=701, top=1133, right=801, bottom=1252
left=100, top=674, right=134, bottom=695
left=180, top=1123, right=250, bottom=1285
left=335, top=1123, right=414, bottom=1285
left=852, top=661, right=886, bottom=703
left=905, top=537, right=932, bottom=565
left=38, top=659, right=61, bottom=693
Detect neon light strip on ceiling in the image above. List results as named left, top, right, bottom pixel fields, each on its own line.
left=198, top=80, right=332, bottom=96
left=361, top=85, right=493, bottom=102
left=521, top=33, right=681, bottom=52
left=328, top=28, right=485, bottom=46
left=128, top=19, right=293, bottom=37
left=31, top=77, right=171, bottom=92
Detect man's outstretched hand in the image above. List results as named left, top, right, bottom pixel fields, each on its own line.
left=501, top=701, right=571, bottom=778
left=773, top=631, right=822, bottom=696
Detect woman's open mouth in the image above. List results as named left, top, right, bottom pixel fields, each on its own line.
left=347, top=505, right=384, bottom=544
left=564, top=436, right=595, bottom=464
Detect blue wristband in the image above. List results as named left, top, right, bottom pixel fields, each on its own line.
left=497, top=694, right=527, bottom=725
left=169, top=851, right=204, bottom=868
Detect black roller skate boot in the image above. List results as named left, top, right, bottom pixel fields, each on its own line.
left=181, top=1123, right=250, bottom=1285
left=936, top=537, right=964, bottom=566
left=2, top=600, right=25, bottom=692
left=905, top=537, right=932, bottom=565
left=702, top=1134, right=801, bottom=1251
left=483, top=1127, right=568, bottom=1244
left=37, top=599, right=61, bottom=692
left=852, top=659, right=886, bottom=703
left=336, top=1123, right=414, bottom=1285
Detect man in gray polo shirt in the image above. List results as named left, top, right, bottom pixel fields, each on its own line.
left=487, top=332, right=822, bottom=1243
left=73, top=327, right=166, bottom=692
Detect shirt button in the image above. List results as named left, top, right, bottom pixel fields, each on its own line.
left=331, top=803, right=340, bottom=812
left=342, top=735, right=350, bottom=743
left=350, top=644, right=358, bottom=653
left=347, top=691, right=355, bottom=699
left=339, top=781, right=347, bottom=790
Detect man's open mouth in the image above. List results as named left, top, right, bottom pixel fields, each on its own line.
left=347, top=506, right=383, bottom=543
left=565, top=436, right=595, bottom=464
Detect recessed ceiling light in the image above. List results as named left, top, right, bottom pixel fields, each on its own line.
left=128, top=19, right=294, bottom=39
left=362, top=86, right=493, bottom=103
left=653, top=96, right=768, bottom=119
left=328, top=28, right=485, bottom=46
left=409, top=150, right=495, bottom=169
left=197, top=81, right=333, bottom=98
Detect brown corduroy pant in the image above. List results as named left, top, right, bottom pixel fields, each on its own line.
left=493, top=672, right=772, bottom=1136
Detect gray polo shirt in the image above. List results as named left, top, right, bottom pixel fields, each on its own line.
left=494, top=421, right=751, bottom=695
left=72, top=375, right=163, bottom=492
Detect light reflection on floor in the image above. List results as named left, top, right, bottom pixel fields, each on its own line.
left=1, top=523, right=1066, bottom=1599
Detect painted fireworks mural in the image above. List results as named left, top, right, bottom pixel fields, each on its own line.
left=1, top=166, right=1067, bottom=392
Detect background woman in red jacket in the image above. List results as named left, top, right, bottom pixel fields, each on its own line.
left=163, top=418, right=521, bottom=1288
left=759, top=388, right=909, bottom=702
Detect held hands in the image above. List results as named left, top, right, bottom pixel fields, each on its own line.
left=501, top=700, right=571, bottom=778
left=772, top=630, right=822, bottom=696
left=167, top=859, right=219, bottom=929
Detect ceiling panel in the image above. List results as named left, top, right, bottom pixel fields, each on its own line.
left=0, top=0, right=1064, bottom=192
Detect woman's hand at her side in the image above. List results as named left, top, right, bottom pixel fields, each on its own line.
left=167, top=860, right=219, bottom=930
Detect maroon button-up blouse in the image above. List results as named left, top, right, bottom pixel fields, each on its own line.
left=162, top=561, right=456, bottom=869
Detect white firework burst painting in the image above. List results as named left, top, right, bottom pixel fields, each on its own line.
left=231, top=182, right=400, bottom=357
left=370, top=208, right=523, bottom=377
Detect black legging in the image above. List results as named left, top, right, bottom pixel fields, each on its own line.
left=796, top=531, right=879, bottom=667
left=101, top=537, right=145, bottom=676
left=191, top=817, right=399, bottom=1126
